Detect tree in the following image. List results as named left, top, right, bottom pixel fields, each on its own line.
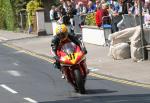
left=0, top=0, right=5, bottom=29
left=0, top=0, right=30, bottom=30
left=26, top=0, right=43, bottom=32
left=2, top=0, right=16, bottom=30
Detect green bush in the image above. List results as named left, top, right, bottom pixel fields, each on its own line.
left=0, top=0, right=4, bottom=29
left=4, top=0, right=16, bottom=30
left=26, top=0, right=43, bottom=26
left=0, top=0, right=16, bottom=30
left=0, top=8, right=5, bottom=29
left=85, top=13, right=96, bottom=26
left=11, top=0, right=29, bottom=30
left=50, top=0, right=60, bottom=7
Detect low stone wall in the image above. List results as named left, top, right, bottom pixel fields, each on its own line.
left=82, top=25, right=111, bottom=46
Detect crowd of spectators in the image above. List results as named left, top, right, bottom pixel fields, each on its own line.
left=49, top=0, right=150, bottom=34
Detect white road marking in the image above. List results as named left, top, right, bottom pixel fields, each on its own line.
left=24, top=97, right=38, bottom=103
left=13, top=62, right=19, bottom=66
left=0, top=84, right=18, bottom=94
left=88, top=67, right=99, bottom=72
left=14, top=50, right=25, bottom=53
left=7, top=70, right=21, bottom=77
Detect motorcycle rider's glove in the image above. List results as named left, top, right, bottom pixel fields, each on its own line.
left=81, top=46, right=87, bottom=54
left=53, top=56, right=59, bottom=61
left=53, top=56, right=61, bottom=70
left=80, top=44, right=87, bottom=54
left=83, top=48, right=87, bottom=54
left=53, top=60, right=61, bottom=70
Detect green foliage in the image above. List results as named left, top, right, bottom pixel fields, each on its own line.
left=0, top=0, right=5, bottom=29
left=11, top=0, right=26, bottom=13
left=0, top=0, right=26, bottom=30
left=2, top=0, right=16, bottom=30
left=0, top=0, right=59, bottom=30
left=26, top=0, right=42, bottom=14
left=50, top=0, right=60, bottom=7
left=26, top=0, right=43, bottom=26
left=0, top=0, right=42, bottom=31
left=85, top=13, right=96, bottom=26
left=11, top=0, right=30, bottom=31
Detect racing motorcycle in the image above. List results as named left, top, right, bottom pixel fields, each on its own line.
left=52, top=42, right=88, bottom=94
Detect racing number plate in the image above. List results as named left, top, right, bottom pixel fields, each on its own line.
left=68, top=53, right=75, bottom=60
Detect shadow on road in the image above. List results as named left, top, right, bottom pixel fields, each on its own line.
left=86, top=89, right=117, bottom=94
left=39, top=93, right=150, bottom=103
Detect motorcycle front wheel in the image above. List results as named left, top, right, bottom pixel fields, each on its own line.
left=74, top=69, right=86, bottom=94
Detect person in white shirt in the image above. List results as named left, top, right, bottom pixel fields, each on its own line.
left=145, top=0, right=150, bottom=13
left=59, top=0, right=68, bottom=11
left=50, top=6, right=55, bottom=21
left=76, top=2, right=87, bottom=15
left=144, top=10, right=150, bottom=28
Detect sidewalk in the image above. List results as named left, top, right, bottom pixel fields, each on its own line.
left=0, top=30, right=150, bottom=85
left=0, top=30, right=37, bottom=40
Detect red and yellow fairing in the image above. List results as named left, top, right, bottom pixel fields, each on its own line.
left=58, top=46, right=84, bottom=65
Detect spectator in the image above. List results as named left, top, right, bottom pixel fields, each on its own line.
left=76, top=2, right=87, bottom=15
left=59, top=5, right=66, bottom=16
left=59, top=0, right=68, bottom=11
left=107, top=0, right=120, bottom=13
left=54, top=7, right=59, bottom=21
left=76, top=1, right=87, bottom=25
left=144, top=11, right=150, bottom=25
left=87, top=0, right=96, bottom=13
left=101, top=0, right=106, bottom=5
left=50, top=6, right=55, bottom=21
left=122, top=0, right=133, bottom=14
left=101, top=3, right=109, bottom=24
left=95, top=3, right=109, bottom=27
left=66, top=0, right=77, bottom=34
left=95, top=4, right=103, bottom=27
left=108, top=3, right=115, bottom=15
left=109, top=0, right=123, bottom=32
left=117, top=0, right=133, bottom=31
left=66, top=0, right=76, bottom=15
left=117, top=0, right=123, bottom=14
left=128, top=0, right=140, bottom=15
left=96, top=0, right=100, bottom=8
left=70, top=0, right=77, bottom=9
left=141, top=0, right=145, bottom=7
left=145, top=0, right=150, bottom=14
left=57, top=5, right=68, bottom=24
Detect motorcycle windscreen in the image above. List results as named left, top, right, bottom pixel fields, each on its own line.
left=62, top=42, right=76, bottom=54
left=59, top=42, right=84, bottom=65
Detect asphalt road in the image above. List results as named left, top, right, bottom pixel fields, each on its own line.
left=0, top=43, right=150, bottom=103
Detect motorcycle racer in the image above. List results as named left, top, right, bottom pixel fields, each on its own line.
left=51, top=24, right=87, bottom=70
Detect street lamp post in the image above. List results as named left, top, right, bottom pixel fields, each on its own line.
left=139, top=0, right=145, bottom=60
